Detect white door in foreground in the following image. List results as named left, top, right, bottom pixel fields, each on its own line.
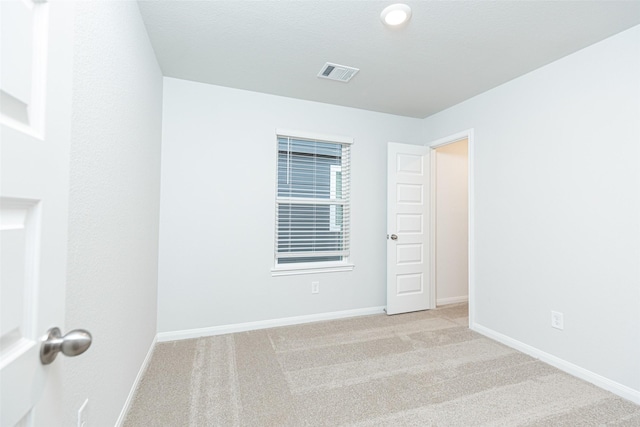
left=386, top=143, right=430, bottom=315
left=1, top=1, right=75, bottom=425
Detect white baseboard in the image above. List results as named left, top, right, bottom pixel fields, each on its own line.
left=157, top=306, right=386, bottom=343
left=437, top=295, right=468, bottom=306
left=472, top=323, right=640, bottom=405
left=115, top=335, right=157, bottom=426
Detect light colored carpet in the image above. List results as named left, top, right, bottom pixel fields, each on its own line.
left=123, top=304, right=640, bottom=426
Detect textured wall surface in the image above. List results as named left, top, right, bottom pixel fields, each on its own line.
left=158, top=78, right=423, bottom=333
left=423, top=25, right=640, bottom=393
left=63, top=2, right=163, bottom=425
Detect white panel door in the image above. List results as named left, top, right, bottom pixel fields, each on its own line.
left=1, top=1, right=74, bottom=425
left=386, top=143, right=430, bottom=315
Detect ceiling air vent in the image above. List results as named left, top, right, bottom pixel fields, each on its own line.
left=317, top=62, right=360, bottom=83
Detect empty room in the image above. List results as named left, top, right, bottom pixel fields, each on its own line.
left=1, top=1, right=639, bottom=426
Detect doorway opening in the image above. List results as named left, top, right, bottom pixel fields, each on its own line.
left=428, top=130, right=474, bottom=327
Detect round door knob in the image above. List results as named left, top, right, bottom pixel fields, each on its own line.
left=390, top=234, right=398, bottom=240
left=40, top=327, right=92, bottom=365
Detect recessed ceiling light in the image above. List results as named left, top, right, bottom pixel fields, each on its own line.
left=380, top=4, right=412, bottom=27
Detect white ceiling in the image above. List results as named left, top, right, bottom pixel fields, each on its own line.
left=137, top=1, right=640, bottom=118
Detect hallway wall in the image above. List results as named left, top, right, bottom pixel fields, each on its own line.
left=63, top=2, right=163, bottom=425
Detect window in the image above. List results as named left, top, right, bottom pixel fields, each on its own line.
left=273, top=130, right=353, bottom=275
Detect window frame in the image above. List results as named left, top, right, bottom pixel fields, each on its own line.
left=271, top=128, right=354, bottom=277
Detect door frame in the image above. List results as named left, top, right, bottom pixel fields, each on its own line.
left=426, top=129, right=475, bottom=327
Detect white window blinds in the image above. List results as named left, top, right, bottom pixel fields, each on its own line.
left=275, top=134, right=351, bottom=265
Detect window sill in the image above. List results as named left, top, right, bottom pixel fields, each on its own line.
left=271, top=263, right=355, bottom=277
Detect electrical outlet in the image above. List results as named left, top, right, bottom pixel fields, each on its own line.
left=311, top=281, right=319, bottom=294
left=551, top=311, right=564, bottom=330
left=77, top=399, right=88, bottom=427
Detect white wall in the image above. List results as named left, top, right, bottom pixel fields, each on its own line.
left=435, top=139, right=468, bottom=305
left=63, top=2, right=163, bottom=425
left=423, top=25, right=640, bottom=394
left=158, top=78, right=423, bottom=333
